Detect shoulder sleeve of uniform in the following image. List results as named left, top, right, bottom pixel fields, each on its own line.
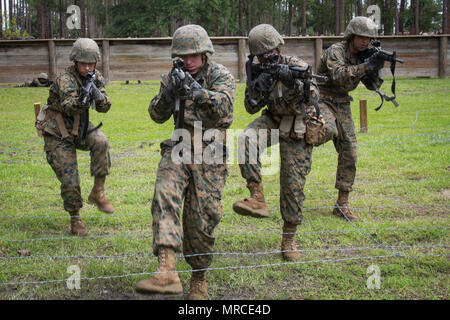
left=193, top=63, right=235, bottom=122
left=324, top=43, right=366, bottom=84
left=57, top=72, right=82, bottom=116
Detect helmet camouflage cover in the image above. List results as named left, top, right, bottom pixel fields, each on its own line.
left=38, top=73, right=49, bottom=80
left=171, top=24, right=215, bottom=58
left=248, top=24, right=284, bottom=56
left=69, top=38, right=101, bottom=63
left=344, top=16, right=377, bottom=39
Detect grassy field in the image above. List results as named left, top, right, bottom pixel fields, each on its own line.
left=0, top=77, right=449, bottom=300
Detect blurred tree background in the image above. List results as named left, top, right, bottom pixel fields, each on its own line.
left=0, top=0, right=448, bottom=39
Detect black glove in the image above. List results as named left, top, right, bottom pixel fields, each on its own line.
left=253, top=73, right=274, bottom=92
left=78, top=87, right=91, bottom=108
left=275, top=64, right=295, bottom=89
left=90, top=83, right=105, bottom=104
left=162, top=76, right=177, bottom=103
left=183, top=72, right=203, bottom=100
left=364, top=51, right=385, bottom=73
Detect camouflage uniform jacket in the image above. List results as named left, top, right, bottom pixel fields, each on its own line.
left=317, top=41, right=383, bottom=102
left=149, top=60, right=235, bottom=131
left=244, top=55, right=319, bottom=118
left=44, top=65, right=111, bottom=138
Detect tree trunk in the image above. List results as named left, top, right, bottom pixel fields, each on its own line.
left=356, top=0, right=362, bottom=16
left=394, top=0, right=399, bottom=35
left=238, top=0, right=243, bottom=36
left=413, top=0, right=419, bottom=35
left=80, top=0, right=85, bottom=37
left=444, top=0, right=448, bottom=34
left=278, top=0, right=281, bottom=33
left=8, top=0, right=12, bottom=29
left=339, top=0, right=345, bottom=35
left=399, top=0, right=405, bottom=33
left=301, top=0, right=306, bottom=36
left=247, top=0, right=251, bottom=33
left=335, top=0, right=339, bottom=35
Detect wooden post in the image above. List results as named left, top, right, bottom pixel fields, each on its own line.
left=48, top=40, right=57, bottom=81
left=360, top=99, right=368, bottom=133
left=439, top=36, right=448, bottom=79
left=102, top=40, right=110, bottom=85
left=238, top=38, right=247, bottom=83
left=34, top=103, right=42, bottom=137
left=314, top=38, right=323, bottom=73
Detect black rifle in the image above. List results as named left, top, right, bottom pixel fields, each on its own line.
left=359, top=40, right=405, bottom=110
left=79, top=71, right=102, bottom=140
left=246, top=54, right=328, bottom=109
left=169, top=58, right=188, bottom=144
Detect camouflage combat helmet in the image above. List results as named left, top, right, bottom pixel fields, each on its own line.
left=344, top=16, right=377, bottom=40
left=248, top=24, right=284, bottom=56
left=171, top=25, right=215, bottom=58
left=69, top=38, right=101, bottom=63
left=38, top=73, right=48, bottom=80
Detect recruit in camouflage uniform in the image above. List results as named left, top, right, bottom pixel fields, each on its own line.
left=232, top=24, right=319, bottom=262
left=18, top=73, right=53, bottom=87
left=135, top=25, right=235, bottom=300
left=316, top=16, right=385, bottom=221
left=38, top=38, right=114, bottom=236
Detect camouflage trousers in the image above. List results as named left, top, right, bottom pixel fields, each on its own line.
left=319, top=99, right=357, bottom=192
left=151, top=141, right=228, bottom=269
left=238, top=110, right=313, bottom=225
left=43, top=125, right=111, bottom=213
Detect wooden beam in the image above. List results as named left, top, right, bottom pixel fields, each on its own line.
left=102, top=40, right=110, bottom=85
left=314, top=38, right=323, bottom=73
left=238, top=38, right=246, bottom=83
left=360, top=99, right=368, bottom=133
left=439, top=36, right=448, bottom=78
left=48, top=40, right=57, bottom=80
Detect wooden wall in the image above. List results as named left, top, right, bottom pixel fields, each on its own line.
left=0, top=35, right=448, bottom=84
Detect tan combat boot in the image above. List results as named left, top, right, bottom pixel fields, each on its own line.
left=88, top=175, right=114, bottom=213
left=332, top=190, right=359, bottom=221
left=69, top=211, right=88, bottom=236
left=281, top=222, right=302, bottom=261
left=232, top=181, right=269, bottom=218
left=136, top=247, right=183, bottom=294
left=188, top=271, right=208, bottom=300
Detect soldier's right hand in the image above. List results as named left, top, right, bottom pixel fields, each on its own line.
left=78, top=87, right=91, bottom=108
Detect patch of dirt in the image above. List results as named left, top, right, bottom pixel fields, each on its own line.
left=438, top=189, right=450, bottom=199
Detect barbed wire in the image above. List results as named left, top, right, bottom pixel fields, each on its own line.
left=1, top=244, right=448, bottom=261
left=0, top=252, right=448, bottom=287
left=0, top=226, right=447, bottom=243
left=0, top=202, right=448, bottom=221
left=2, top=174, right=447, bottom=197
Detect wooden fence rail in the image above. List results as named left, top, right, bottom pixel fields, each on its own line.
left=0, top=35, right=448, bottom=84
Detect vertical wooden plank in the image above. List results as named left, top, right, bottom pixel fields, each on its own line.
left=238, top=38, right=247, bottom=83
left=102, top=39, right=110, bottom=85
left=48, top=40, right=57, bottom=80
left=314, top=38, right=323, bottom=73
left=360, top=99, right=368, bottom=133
left=439, top=36, right=448, bottom=79
left=34, top=103, right=42, bottom=137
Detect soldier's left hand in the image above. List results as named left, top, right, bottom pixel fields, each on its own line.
left=276, top=64, right=295, bottom=89
left=91, top=84, right=105, bottom=104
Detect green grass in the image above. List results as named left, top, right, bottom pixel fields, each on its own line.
left=0, top=77, right=449, bottom=300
